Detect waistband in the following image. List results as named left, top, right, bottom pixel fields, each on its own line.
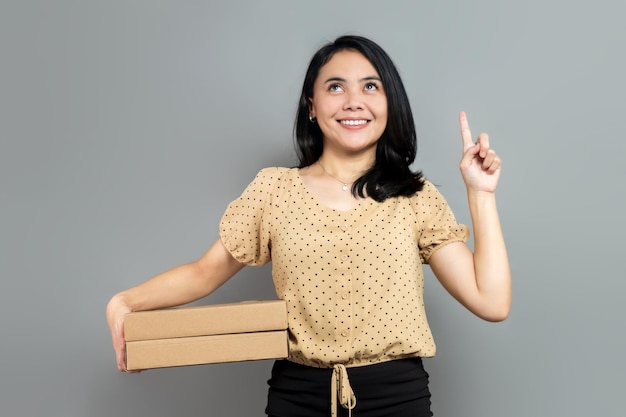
left=269, top=358, right=427, bottom=417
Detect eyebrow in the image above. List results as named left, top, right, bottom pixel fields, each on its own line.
left=323, top=76, right=382, bottom=84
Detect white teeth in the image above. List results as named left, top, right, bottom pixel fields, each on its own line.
left=340, top=120, right=368, bottom=126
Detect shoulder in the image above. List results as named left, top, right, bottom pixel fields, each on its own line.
left=408, top=179, right=445, bottom=202
left=251, top=167, right=293, bottom=184
left=223, top=167, right=295, bottom=216
left=255, top=166, right=292, bottom=179
left=244, top=167, right=297, bottom=193
left=405, top=179, right=455, bottom=217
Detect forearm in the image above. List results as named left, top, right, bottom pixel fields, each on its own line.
left=110, top=238, right=244, bottom=313
left=468, top=190, right=511, bottom=319
left=111, top=262, right=215, bottom=312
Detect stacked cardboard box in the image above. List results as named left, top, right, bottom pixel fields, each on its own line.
left=125, top=300, right=288, bottom=370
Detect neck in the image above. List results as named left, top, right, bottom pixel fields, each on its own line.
left=317, top=154, right=373, bottom=181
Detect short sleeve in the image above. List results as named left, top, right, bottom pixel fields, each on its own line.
left=413, top=181, right=470, bottom=264
left=219, top=167, right=288, bottom=266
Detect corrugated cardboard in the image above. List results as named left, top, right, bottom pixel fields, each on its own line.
left=126, top=330, right=288, bottom=370
left=124, top=300, right=289, bottom=370
left=124, top=300, right=287, bottom=341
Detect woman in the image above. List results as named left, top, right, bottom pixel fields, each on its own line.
left=107, top=35, right=510, bottom=417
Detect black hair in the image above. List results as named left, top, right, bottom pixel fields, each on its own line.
left=294, top=35, right=424, bottom=202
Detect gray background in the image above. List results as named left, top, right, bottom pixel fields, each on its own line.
left=1, top=1, right=624, bottom=416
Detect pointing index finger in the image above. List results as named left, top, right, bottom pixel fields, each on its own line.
left=459, top=111, right=474, bottom=151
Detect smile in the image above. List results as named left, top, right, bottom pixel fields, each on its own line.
left=339, top=119, right=369, bottom=126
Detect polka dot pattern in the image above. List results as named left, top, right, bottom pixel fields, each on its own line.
left=219, top=167, right=469, bottom=368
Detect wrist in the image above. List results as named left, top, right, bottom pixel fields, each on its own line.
left=467, top=189, right=496, bottom=202
left=107, top=292, right=133, bottom=314
left=466, top=190, right=499, bottom=224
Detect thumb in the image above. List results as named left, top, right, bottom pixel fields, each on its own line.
left=459, top=142, right=480, bottom=169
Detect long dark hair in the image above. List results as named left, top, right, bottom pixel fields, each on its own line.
left=295, top=35, right=424, bottom=202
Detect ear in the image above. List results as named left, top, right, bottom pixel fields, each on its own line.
left=308, top=97, right=315, bottom=118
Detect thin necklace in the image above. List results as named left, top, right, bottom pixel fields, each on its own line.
left=317, top=161, right=356, bottom=191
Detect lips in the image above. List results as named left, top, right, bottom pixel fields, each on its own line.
left=339, top=119, right=369, bottom=126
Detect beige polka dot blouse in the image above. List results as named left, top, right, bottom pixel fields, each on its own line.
left=219, top=167, right=469, bottom=368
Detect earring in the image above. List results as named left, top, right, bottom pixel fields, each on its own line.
left=309, top=115, right=316, bottom=123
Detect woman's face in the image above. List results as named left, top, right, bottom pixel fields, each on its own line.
left=309, top=50, right=388, bottom=157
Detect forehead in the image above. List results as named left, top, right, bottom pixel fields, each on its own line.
left=316, top=50, right=379, bottom=81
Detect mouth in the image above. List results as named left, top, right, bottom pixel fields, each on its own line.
left=338, top=119, right=369, bottom=126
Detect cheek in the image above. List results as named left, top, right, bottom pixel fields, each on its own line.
left=313, top=100, right=340, bottom=118
left=375, top=105, right=388, bottom=121
left=373, top=97, right=388, bottom=116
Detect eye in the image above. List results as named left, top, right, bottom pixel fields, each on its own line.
left=328, top=83, right=343, bottom=92
left=364, top=82, right=379, bottom=91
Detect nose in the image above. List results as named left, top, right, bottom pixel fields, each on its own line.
left=343, top=90, right=364, bottom=111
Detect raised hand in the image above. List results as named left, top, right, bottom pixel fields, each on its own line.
left=458, top=111, right=501, bottom=193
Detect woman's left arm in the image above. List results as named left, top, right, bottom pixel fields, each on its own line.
left=428, top=112, right=511, bottom=322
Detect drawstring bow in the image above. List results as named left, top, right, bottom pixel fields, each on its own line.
left=331, top=364, right=356, bottom=417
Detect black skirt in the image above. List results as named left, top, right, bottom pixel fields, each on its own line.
left=266, top=358, right=433, bottom=417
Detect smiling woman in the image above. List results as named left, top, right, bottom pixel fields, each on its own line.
left=294, top=36, right=424, bottom=204
left=309, top=50, right=388, bottom=158
left=106, top=35, right=510, bottom=417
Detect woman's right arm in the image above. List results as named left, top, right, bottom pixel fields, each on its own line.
left=106, top=237, right=245, bottom=372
